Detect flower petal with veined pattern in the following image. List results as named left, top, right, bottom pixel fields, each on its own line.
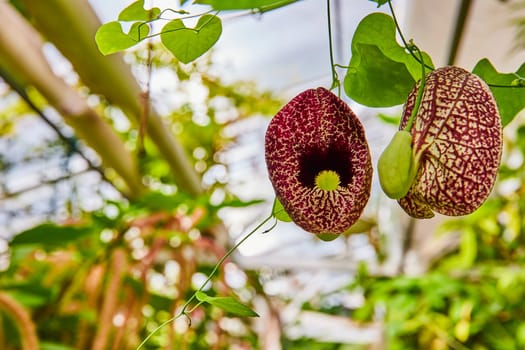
left=399, top=66, right=503, bottom=218
left=265, top=88, right=372, bottom=234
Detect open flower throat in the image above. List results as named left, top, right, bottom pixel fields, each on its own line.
left=265, top=88, right=372, bottom=234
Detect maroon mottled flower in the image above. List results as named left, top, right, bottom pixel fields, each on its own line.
left=265, top=87, right=372, bottom=234
left=399, top=66, right=503, bottom=218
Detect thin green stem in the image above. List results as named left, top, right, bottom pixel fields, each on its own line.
left=326, top=0, right=340, bottom=95
left=387, top=0, right=525, bottom=91
left=159, top=8, right=191, bottom=17
left=387, top=0, right=433, bottom=71
left=403, top=46, right=426, bottom=132
left=185, top=300, right=205, bottom=314
left=135, top=213, right=275, bottom=350
left=251, top=0, right=299, bottom=14
left=488, top=84, right=525, bottom=88
left=487, top=73, right=525, bottom=88
left=385, top=0, right=428, bottom=130
left=387, top=0, right=409, bottom=50
left=180, top=214, right=273, bottom=313
left=387, top=0, right=525, bottom=90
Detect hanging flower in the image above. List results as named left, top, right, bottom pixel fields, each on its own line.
left=265, top=87, right=372, bottom=234
left=397, top=66, right=503, bottom=218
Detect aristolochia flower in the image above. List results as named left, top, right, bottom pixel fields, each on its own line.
left=398, top=66, right=503, bottom=218
left=265, top=87, right=372, bottom=234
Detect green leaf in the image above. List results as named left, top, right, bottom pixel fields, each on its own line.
left=517, top=323, right=525, bottom=346
left=344, top=13, right=433, bottom=107
left=346, top=44, right=414, bottom=107
left=161, top=14, right=222, bottom=64
left=134, top=191, right=186, bottom=211
left=459, top=227, right=477, bottom=268
left=517, top=126, right=525, bottom=154
left=377, top=112, right=401, bottom=125
left=272, top=198, right=292, bottom=222
left=95, top=21, right=143, bottom=55
left=118, top=0, right=160, bottom=21
left=317, top=233, right=339, bottom=241
left=4, top=283, right=54, bottom=308
left=214, top=197, right=265, bottom=209
left=40, top=342, right=77, bottom=350
left=472, top=58, right=525, bottom=126
left=369, top=0, right=389, bottom=7
left=194, top=0, right=296, bottom=10
left=195, top=291, right=259, bottom=317
left=6, top=290, right=50, bottom=308
left=129, top=22, right=150, bottom=41
left=343, top=217, right=376, bottom=234
left=10, top=223, right=94, bottom=248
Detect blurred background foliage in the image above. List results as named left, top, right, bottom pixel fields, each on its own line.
left=0, top=0, right=525, bottom=350
left=352, top=120, right=525, bottom=350
left=0, top=38, right=282, bottom=348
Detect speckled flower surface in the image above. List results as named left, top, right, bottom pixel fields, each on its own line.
left=265, top=87, right=372, bottom=234
left=399, top=66, right=503, bottom=218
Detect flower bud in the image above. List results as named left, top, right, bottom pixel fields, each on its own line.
left=378, top=130, right=417, bottom=199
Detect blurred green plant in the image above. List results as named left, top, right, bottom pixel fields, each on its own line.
left=352, top=118, right=525, bottom=349
left=0, top=40, right=281, bottom=349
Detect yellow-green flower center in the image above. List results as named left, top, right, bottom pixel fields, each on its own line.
left=315, top=170, right=341, bottom=191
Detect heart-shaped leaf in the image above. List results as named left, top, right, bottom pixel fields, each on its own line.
left=195, top=0, right=295, bottom=10
left=129, top=22, right=150, bottom=42
left=95, top=21, right=148, bottom=55
left=161, top=14, right=222, bottom=64
left=347, top=44, right=416, bottom=107
left=195, top=291, right=259, bottom=317
left=118, top=0, right=161, bottom=21
left=344, top=13, right=433, bottom=107
left=472, top=58, right=525, bottom=127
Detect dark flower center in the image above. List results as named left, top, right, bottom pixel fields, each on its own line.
left=298, top=146, right=353, bottom=188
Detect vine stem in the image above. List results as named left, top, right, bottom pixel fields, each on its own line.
left=387, top=0, right=433, bottom=71
left=387, top=1, right=409, bottom=53
left=135, top=213, right=275, bottom=350
left=387, top=0, right=427, bottom=132
left=403, top=45, right=427, bottom=132
left=387, top=0, right=523, bottom=89
left=326, top=0, right=340, bottom=95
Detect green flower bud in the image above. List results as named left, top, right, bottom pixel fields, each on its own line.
left=378, top=130, right=417, bottom=199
